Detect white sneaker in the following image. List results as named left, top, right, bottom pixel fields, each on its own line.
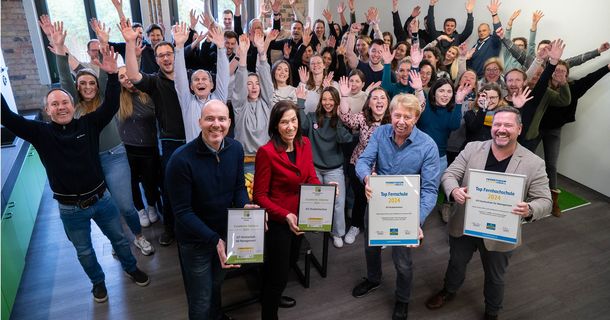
left=146, top=205, right=159, bottom=224
left=332, top=236, right=344, bottom=248
left=134, top=237, right=155, bottom=256
left=138, top=209, right=151, bottom=227
left=344, top=226, right=360, bottom=244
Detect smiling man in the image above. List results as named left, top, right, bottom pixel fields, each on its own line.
left=166, top=99, right=251, bottom=320
left=425, top=106, right=551, bottom=320
left=354, top=94, right=439, bottom=320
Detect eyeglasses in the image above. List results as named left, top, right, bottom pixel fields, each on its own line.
left=156, top=52, right=174, bottom=59
left=485, top=68, right=500, bottom=73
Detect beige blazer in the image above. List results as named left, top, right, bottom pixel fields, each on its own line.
left=442, top=140, right=552, bottom=252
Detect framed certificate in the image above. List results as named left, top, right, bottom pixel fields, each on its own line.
left=464, top=169, right=526, bottom=244
left=368, top=175, right=420, bottom=246
left=226, top=208, right=265, bottom=264
left=298, top=184, right=337, bottom=232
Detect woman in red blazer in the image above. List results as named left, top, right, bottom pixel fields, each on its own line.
left=253, top=100, right=321, bottom=319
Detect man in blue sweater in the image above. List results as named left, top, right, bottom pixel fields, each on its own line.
left=467, top=0, right=503, bottom=77
left=165, top=99, right=253, bottom=320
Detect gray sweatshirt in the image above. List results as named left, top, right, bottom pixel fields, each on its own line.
left=175, top=46, right=229, bottom=142
left=231, top=56, right=274, bottom=155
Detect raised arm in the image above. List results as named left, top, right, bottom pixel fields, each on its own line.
left=254, top=30, right=276, bottom=105
left=426, top=0, right=441, bottom=39
left=209, top=27, right=229, bottom=102
left=119, top=19, right=143, bottom=83
left=172, top=22, right=193, bottom=115
left=231, top=34, right=250, bottom=109
left=457, top=0, right=476, bottom=43
left=344, top=28, right=359, bottom=69
left=564, top=42, right=608, bottom=68
left=111, top=0, right=127, bottom=20
left=87, top=45, right=121, bottom=128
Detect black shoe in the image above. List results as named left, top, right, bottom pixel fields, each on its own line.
left=92, top=281, right=108, bottom=303
left=425, top=289, right=455, bottom=309
left=125, top=267, right=150, bottom=287
left=158, top=231, right=174, bottom=246
left=222, top=313, right=234, bottom=320
left=279, top=295, right=296, bottom=308
left=392, top=301, right=409, bottom=320
left=352, top=278, right=380, bottom=298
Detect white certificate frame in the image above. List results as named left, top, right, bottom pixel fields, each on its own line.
left=464, top=169, right=526, bottom=244
left=368, top=175, right=420, bottom=246
left=297, top=184, right=337, bottom=232
left=226, top=208, right=265, bottom=264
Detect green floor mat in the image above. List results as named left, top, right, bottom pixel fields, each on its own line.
left=558, top=187, right=591, bottom=212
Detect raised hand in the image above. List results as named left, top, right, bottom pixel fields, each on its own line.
left=327, top=35, right=336, bottom=49
left=38, top=15, right=53, bottom=38
left=339, top=76, right=350, bottom=96
left=92, top=44, right=119, bottom=74
left=190, top=31, right=207, bottom=50
left=508, top=9, right=521, bottom=27
left=409, top=70, right=423, bottom=91
left=455, top=82, right=473, bottom=103
left=253, top=31, right=265, bottom=53
left=322, top=8, right=333, bottom=23
left=465, top=0, right=476, bottom=13
left=208, top=26, right=224, bottom=48
left=49, top=21, right=67, bottom=55
left=350, top=23, right=362, bottom=34
left=237, top=34, right=250, bottom=60
left=267, top=29, right=280, bottom=42
left=322, top=71, right=334, bottom=88
left=189, top=9, right=198, bottom=29
left=548, top=39, right=565, bottom=63
left=410, top=43, right=423, bottom=67
left=271, top=0, right=282, bottom=14
left=381, top=44, right=395, bottom=64
left=466, top=47, right=475, bottom=60
left=232, top=0, right=242, bottom=8
left=365, top=81, right=381, bottom=94
left=296, top=83, right=307, bottom=99
left=411, top=5, right=422, bottom=17
left=302, top=26, right=312, bottom=46
left=90, top=18, right=110, bottom=44
left=135, top=38, right=145, bottom=58
left=511, top=86, right=533, bottom=108
left=283, top=42, right=292, bottom=59
left=298, top=66, right=310, bottom=84
left=348, top=0, right=355, bottom=12
left=487, top=0, right=501, bottom=15
left=172, top=22, right=190, bottom=47
left=392, top=0, right=398, bottom=12
left=336, top=44, right=346, bottom=56
left=598, top=42, right=610, bottom=54
left=409, top=17, right=419, bottom=35
left=289, top=0, right=296, bottom=7
left=458, top=42, right=468, bottom=57
left=337, top=2, right=346, bottom=15
left=496, top=26, right=505, bottom=39
left=532, top=10, right=544, bottom=25
left=430, top=0, right=438, bottom=6
left=118, top=18, right=138, bottom=43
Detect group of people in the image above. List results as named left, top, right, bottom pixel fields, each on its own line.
left=1, top=0, right=609, bottom=319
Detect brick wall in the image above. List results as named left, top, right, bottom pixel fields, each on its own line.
left=1, top=0, right=49, bottom=111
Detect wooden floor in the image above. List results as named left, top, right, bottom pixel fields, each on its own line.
left=9, top=175, right=610, bottom=320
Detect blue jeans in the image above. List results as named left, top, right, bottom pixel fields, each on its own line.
left=363, top=208, right=414, bottom=303
left=315, top=166, right=346, bottom=237
left=100, top=144, right=141, bottom=236
left=178, top=242, right=227, bottom=320
left=438, top=154, right=448, bottom=184
left=59, top=191, right=137, bottom=285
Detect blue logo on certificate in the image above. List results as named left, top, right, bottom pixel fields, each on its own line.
left=389, top=228, right=399, bottom=235
left=486, top=223, right=496, bottom=231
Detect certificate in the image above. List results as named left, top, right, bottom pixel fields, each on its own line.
left=368, top=175, right=420, bottom=246
left=226, top=208, right=265, bottom=264
left=464, top=169, right=526, bottom=244
left=298, top=184, right=337, bottom=232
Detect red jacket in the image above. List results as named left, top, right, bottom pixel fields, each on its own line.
left=253, top=137, right=321, bottom=223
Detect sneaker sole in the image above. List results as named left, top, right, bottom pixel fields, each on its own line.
left=94, top=295, right=108, bottom=303
left=124, top=272, right=151, bottom=287
left=133, top=240, right=155, bottom=256
left=353, top=284, right=380, bottom=298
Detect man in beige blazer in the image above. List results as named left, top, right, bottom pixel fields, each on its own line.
left=425, top=106, right=552, bottom=320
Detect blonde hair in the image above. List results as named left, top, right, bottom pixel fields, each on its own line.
left=448, top=46, right=460, bottom=80
left=389, top=93, right=422, bottom=117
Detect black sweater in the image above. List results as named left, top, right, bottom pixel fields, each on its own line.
left=540, top=65, right=610, bottom=130
left=1, top=74, right=120, bottom=200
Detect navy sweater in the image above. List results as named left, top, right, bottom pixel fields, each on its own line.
left=165, top=135, right=249, bottom=245
left=1, top=74, right=120, bottom=200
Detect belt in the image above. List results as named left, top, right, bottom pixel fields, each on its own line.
left=57, top=188, right=106, bottom=209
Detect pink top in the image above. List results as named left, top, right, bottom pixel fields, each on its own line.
left=339, top=109, right=382, bottom=165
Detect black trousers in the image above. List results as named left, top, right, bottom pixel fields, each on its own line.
left=124, top=144, right=162, bottom=211
left=347, top=163, right=367, bottom=229
left=443, top=235, right=512, bottom=316
left=261, top=220, right=302, bottom=320
left=160, top=139, right=185, bottom=232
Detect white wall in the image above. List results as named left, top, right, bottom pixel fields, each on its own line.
left=321, top=0, right=610, bottom=196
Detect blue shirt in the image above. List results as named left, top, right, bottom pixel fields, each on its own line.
left=356, top=124, right=440, bottom=224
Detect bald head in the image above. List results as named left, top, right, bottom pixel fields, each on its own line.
left=199, top=100, right=231, bottom=150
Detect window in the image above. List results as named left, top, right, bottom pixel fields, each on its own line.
left=173, top=0, right=254, bottom=32
left=36, top=0, right=141, bottom=82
